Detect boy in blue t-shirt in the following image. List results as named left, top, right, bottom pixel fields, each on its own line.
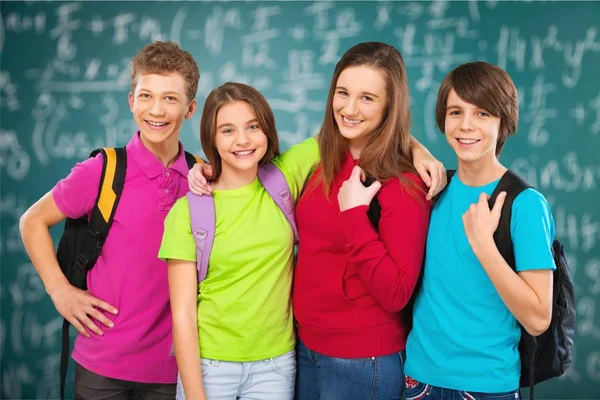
left=404, top=62, right=556, bottom=400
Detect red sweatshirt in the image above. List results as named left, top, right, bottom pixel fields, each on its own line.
left=293, top=153, right=432, bottom=358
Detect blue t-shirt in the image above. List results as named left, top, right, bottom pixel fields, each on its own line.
left=405, top=173, right=556, bottom=393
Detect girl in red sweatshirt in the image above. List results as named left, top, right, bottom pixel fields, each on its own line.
left=293, top=42, right=432, bottom=400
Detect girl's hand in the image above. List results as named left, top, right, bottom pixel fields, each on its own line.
left=338, top=166, right=382, bottom=212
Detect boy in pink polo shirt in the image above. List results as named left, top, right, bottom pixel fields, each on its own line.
left=19, top=41, right=199, bottom=399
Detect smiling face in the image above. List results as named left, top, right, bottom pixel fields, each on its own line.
left=445, top=89, right=502, bottom=166
left=128, top=72, right=196, bottom=149
left=332, top=65, right=388, bottom=154
left=214, top=101, right=269, bottom=178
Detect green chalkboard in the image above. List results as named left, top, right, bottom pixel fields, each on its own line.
left=1, top=1, right=599, bottom=399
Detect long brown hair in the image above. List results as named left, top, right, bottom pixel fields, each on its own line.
left=200, top=82, right=280, bottom=181
left=316, top=42, right=419, bottom=195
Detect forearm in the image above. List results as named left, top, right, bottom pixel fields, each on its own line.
left=409, top=135, right=427, bottom=155
left=173, top=314, right=206, bottom=400
left=19, top=214, right=69, bottom=296
left=342, top=206, right=425, bottom=312
left=475, top=242, right=550, bottom=335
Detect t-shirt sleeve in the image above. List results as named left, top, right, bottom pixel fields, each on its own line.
left=272, top=137, right=320, bottom=201
left=511, top=188, right=556, bottom=272
left=51, top=154, right=103, bottom=219
left=158, top=197, right=197, bottom=262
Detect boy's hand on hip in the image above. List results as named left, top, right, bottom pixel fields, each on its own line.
left=49, top=282, right=118, bottom=337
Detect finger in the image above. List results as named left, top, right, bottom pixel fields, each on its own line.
left=350, top=165, right=363, bottom=181
left=426, top=166, right=438, bottom=200
left=90, top=297, right=118, bottom=315
left=416, top=163, right=432, bottom=189
left=67, top=315, right=91, bottom=338
left=201, top=163, right=214, bottom=179
left=439, top=163, right=447, bottom=187
left=190, top=187, right=207, bottom=196
left=193, top=168, right=208, bottom=186
left=468, top=203, right=477, bottom=214
left=367, top=180, right=382, bottom=198
left=87, top=307, right=115, bottom=329
left=491, top=191, right=507, bottom=219
left=79, top=313, right=104, bottom=336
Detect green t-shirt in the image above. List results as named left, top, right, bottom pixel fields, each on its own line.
left=158, top=137, right=319, bottom=361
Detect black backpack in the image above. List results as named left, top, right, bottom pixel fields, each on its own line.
left=56, top=147, right=202, bottom=400
left=446, top=169, right=576, bottom=399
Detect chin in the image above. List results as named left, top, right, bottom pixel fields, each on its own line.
left=338, top=128, right=361, bottom=141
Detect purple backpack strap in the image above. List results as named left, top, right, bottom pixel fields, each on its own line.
left=186, top=192, right=216, bottom=283
left=257, top=163, right=298, bottom=243
left=170, top=193, right=214, bottom=357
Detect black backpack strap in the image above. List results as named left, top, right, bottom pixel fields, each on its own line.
left=489, top=170, right=533, bottom=269
left=487, top=170, right=535, bottom=399
left=446, top=169, right=456, bottom=182
left=432, top=169, right=456, bottom=205
left=363, top=177, right=381, bottom=231
left=184, top=151, right=203, bottom=169
left=60, top=147, right=126, bottom=400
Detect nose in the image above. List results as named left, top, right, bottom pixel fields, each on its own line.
left=343, top=98, right=358, bottom=117
left=235, top=130, right=251, bottom=146
left=149, top=99, right=165, bottom=116
left=460, top=114, right=475, bottom=131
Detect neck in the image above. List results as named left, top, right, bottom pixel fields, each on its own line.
left=348, top=137, right=368, bottom=159
left=140, top=135, right=180, bottom=167
left=212, top=165, right=259, bottom=190
left=457, top=156, right=506, bottom=186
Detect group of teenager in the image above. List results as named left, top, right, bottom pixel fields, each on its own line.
left=20, top=39, right=556, bottom=400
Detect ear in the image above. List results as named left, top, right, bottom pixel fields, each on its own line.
left=185, top=99, right=197, bottom=119
left=128, top=92, right=134, bottom=112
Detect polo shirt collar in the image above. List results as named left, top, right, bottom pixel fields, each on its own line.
left=127, top=131, right=191, bottom=179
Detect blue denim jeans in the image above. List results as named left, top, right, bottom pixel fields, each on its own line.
left=296, top=339, right=405, bottom=400
left=176, top=350, right=296, bottom=400
left=404, top=375, right=520, bottom=400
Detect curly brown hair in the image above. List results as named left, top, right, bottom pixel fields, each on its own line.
left=130, top=41, right=199, bottom=101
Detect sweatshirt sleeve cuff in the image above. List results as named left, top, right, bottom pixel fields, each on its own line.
left=340, top=205, right=378, bottom=243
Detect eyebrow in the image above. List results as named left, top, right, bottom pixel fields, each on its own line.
left=137, top=89, right=180, bottom=96
left=336, top=86, right=380, bottom=99
left=216, top=118, right=259, bottom=130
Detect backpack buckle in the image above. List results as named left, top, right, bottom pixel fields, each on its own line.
left=75, top=255, right=89, bottom=270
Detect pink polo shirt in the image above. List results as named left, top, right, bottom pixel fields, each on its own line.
left=52, top=132, right=192, bottom=383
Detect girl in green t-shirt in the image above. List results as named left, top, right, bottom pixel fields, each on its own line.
left=160, top=82, right=318, bottom=400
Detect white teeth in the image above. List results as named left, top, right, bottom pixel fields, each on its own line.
left=147, top=121, right=167, bottom=127
left=458, top=138, right=478, bottom=144
left=234, top=150, right=253, bottom=156
left=343, top=116, right=362, bottom=125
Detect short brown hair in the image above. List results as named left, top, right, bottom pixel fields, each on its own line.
left=435, top=61, right=519, bottom=156
left=200, top=82, right=280, bottom=181
left=130, top=41, right=199, bottom=101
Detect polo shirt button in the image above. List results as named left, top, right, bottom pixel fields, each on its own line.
left=164, top=188, right=169, bottom=193
left=165, top=171, right=170, bottom=177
